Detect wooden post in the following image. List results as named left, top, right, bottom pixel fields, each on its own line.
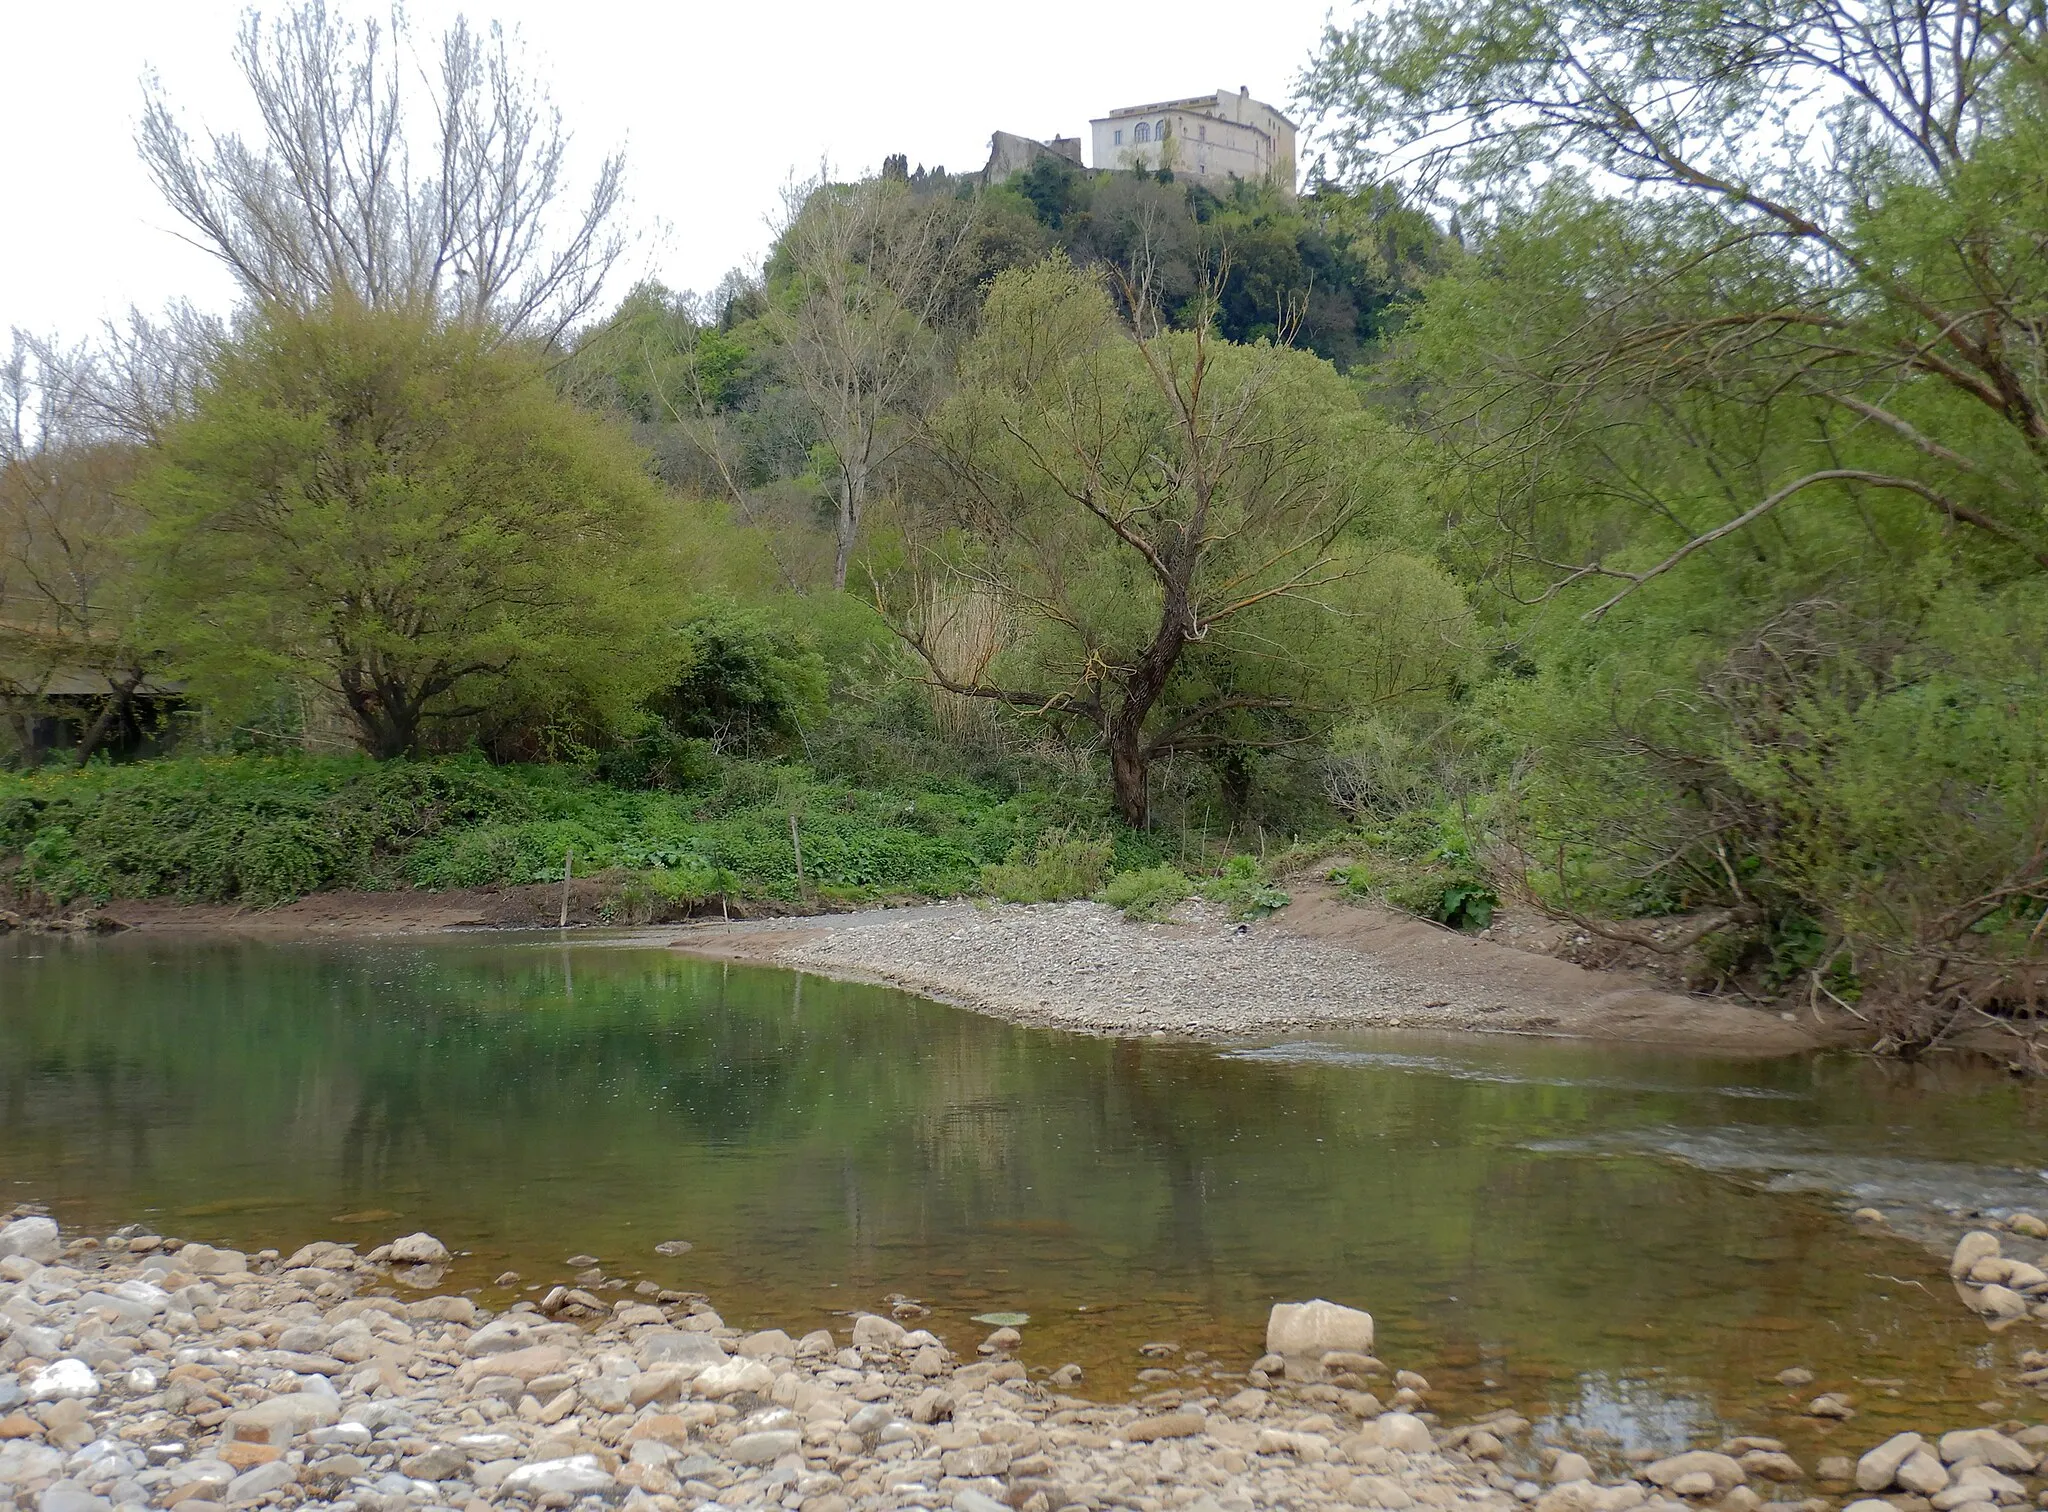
left=789, top=812, right=805, bottom=886
left=559, top=845, right=573, bottom=929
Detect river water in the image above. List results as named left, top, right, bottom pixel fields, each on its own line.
left=3, top=930, right=2045, bottom=1465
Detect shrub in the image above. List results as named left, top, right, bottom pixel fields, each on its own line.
left=1329, top=808, right=1498, bottom=929
left=1099, top=864, right=1193, bottom=921
left=981, top=830, right=1115, bottom=903
left=1201, top=855, right=1291, bottom=919
left=658, top=601, right=829, bottom=751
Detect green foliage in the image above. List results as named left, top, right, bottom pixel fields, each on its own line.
left=918, top=257, right=1452, bottom=824
left=1098, top=864, right=1193, bottom=921
left=133, top=304, right=681, bottom=758
left=658, top=600, right=830, bottom=748
left=1331, top=810, right=1498, bottom=930
left=0, top=754, right=1109, bottom=909
left=1201, top=855, right=1291, bottom=919
left=980, top=829, right=1115, bottom=903
left=998, top=171, right=1448, bottom=368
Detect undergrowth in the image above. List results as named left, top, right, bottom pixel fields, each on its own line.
left=0, top=753, right=1126, bottom=908
left=1328, top=810, right=1498, bottom=930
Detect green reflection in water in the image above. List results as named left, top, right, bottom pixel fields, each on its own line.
left=2, top=930, right=2044, bottom=1459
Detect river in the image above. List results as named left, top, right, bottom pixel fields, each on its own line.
left=3, top=929, right=2043, bottom=1468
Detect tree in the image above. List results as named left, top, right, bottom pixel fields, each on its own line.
left=0, top=334, right=165, bottom=765
left=897, top=260, right=1436, bottom=826
left=1300, top=0, right=2048, bottom=1022
left=762, top=175, right=982, bottom=590
left=138, top=2, right=625, bottom=347
left=134, top=303, right=677, bottom=758
left=1301, top=0, right=2048, bottom=592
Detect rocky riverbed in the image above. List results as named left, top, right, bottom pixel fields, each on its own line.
left=5, top=1209, right=2044, bottom=1512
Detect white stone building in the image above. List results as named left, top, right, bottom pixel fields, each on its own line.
left=1089, top=88, right=1296, bottom=192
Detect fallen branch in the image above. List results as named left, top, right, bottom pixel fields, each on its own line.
left=1545, top=902, right=1761, bottom=955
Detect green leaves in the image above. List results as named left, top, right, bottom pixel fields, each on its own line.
left=132, top=304, right=682, bottom=757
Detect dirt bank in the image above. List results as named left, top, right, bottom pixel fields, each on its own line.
left=67, top=880, right=737, bottom=937
left=671, top=883, right=1823, bottom=1054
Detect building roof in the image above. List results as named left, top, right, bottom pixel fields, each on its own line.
left=1091, top=90, right=1298, bottom=130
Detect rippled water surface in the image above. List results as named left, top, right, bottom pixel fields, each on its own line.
left=4, top=930, right=2046, bottom=1463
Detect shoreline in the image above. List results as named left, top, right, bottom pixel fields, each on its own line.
left=1, top=1208, right=2040, bottom=1512
left=10, top=880, right=1832, bottom=1055
left=666, top=888, right=1825, bottom=1055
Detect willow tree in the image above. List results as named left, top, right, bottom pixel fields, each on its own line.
left=1302, top=0, right=2048, bottom=588
left=899, top=259, right=1447, bottom=826
left=1303, top=0, right=2048, bottom=1023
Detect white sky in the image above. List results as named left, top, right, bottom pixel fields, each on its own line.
left=1, top=0, right=1343, bottom=342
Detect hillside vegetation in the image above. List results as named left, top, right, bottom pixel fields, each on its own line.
left=5, top=0, right=2046, bottom=1055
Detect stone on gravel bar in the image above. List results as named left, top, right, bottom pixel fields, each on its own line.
left=225, top=1459, right=298, bottom=1503
left=1939, top=1429, right=2038, bottom=1470
left=36, top=1482, right=111, bottom=1512
left=1858, top=1432, right=1927, bottom=1490
left=1125, top=1411, right=1205, bottom=1441
left=0, top=1216, right=60, bottom=1263
left=500, top=1454, right=617, bottom=1495
left=1266, top=1298, right=1374, bottom=1357
left=387, top=1230, right=450, bottom=1264
left=222, top=1390, right=342, bottom=1444
left=1646, top=1451, right=1746, bottom=1492
left=28, top=1361, right=98, bottom=1402
left=1897, top=1450, right=1951, bottom=1496
left=729, top=1429, right=802, bottom=1464
left=1953, top=1231, right=2001, bottom=1278
left=1376, top=1412, right=1436, bottom=1454
left=693, top=1357, right=775, bottom=1397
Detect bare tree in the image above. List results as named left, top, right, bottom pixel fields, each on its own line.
left=138, top=2, right=626, bottom=347
left=84, top=304, right=224, bottom=444
left=764, top=173, right=980, bottom=589
left=0, top=335, right=162, bottom=764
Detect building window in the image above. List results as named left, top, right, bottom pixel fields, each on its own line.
left=1113, top=128, right=1123, bottom=145
left=1133, top=122, right=1150, bottom=143
left=1199, top=124, right=1207, bottom=141
left=1156, top=120, right=1169, bottom=137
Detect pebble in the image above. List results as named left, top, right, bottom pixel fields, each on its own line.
left=8, top=1207, right=2046, bottom=1512
left=776, top=900, right=1520, bottom=1037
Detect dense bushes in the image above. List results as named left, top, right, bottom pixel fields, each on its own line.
left=0, top=754, right=1112, bottom=908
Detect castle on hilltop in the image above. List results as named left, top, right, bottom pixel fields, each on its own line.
left=983, top=87, right=1297, bottom=194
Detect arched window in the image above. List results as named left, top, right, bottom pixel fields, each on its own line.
left=1133, top=121, right=1150, bottom=143
left=1156, top=119, right=1169, bottom=137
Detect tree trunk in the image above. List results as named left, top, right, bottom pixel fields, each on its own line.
left=1109, top=724, right=1149, bottom=828
left=831, top=473, right=856, bottom=590
left=72, top=674, right=142, bottom=766
left=342, top=676, right=419, bottom=759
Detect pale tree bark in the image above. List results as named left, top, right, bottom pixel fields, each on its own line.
left=764, top=173, right=979, bottom=589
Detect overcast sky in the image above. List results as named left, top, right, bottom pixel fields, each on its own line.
left=1, top=0, right=1344, bottom=342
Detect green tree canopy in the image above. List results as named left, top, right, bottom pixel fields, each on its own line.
left=135, top=303, right=681, bottom=758
left=900, top=259, right=1459, bottom=825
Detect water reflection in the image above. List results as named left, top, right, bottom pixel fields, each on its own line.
left=1, top=930, right=2044, bottom=1458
